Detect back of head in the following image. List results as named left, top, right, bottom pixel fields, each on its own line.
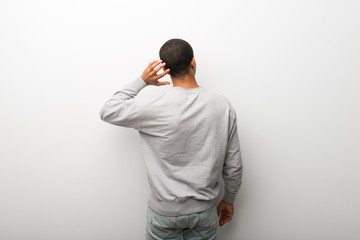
left=159, top=38, right=194, bottom=78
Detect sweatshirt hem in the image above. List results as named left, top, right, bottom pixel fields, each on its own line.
left=147, top=195, right=217, bottom=217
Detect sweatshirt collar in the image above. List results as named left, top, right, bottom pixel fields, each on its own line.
left=172, top=86, right=202, bottom=91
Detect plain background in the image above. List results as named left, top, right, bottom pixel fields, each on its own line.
left=1, top=0, right=359, bottom=239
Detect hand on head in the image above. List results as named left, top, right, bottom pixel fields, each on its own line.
left=141, top=60, right=171, bottom=86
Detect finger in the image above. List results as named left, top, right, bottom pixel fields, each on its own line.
left=148, top=60, right=159, bottom=68
left=150, top=62, right=163, bottom=74
left=150, top=60, right=162, bottom=70
left=153, top=62, right=166, bottom=73
left=155, top=68, right=170, bottom=79
left=224, top=216, right=232, bottom=223
left=219, top=215, right=231, bottom=224
left=156, top=81, right=171, bottom=86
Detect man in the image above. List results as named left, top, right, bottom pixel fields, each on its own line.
left=99, top=38, right=243, bottom=240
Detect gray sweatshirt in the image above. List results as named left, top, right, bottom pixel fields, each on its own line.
left=99, top=76, right=243, bottom=216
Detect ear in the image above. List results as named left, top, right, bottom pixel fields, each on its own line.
left=190, top=57, right=196, bottom=69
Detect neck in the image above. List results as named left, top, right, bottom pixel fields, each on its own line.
left=171, top=74, right=199, bottom=88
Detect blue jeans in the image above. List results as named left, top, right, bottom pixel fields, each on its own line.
left=146, top=204, right=219, bottom=240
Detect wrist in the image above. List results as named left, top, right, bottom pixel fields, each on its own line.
left=222, top=199, right=233, bottom=205
left=222, top=192, right=236, bottom=204
left=140, top=75, right=147, bottom=84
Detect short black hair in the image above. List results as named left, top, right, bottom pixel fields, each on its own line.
left=159, top=38, right=194, bottom=78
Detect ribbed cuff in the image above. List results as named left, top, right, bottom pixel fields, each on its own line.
left=132, top=76, right=148, bottom=90
left=222, top=192, right=236, bottom=204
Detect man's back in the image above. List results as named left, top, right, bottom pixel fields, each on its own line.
left=100, top=76, right=243, bottom=217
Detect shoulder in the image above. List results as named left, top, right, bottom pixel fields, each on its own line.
left=136, top=85, right=169, bottom=102
left=203, top=89, right=235, bottom=112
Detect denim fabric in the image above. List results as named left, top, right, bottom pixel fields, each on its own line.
left=146, top=204, right=219, bottom=240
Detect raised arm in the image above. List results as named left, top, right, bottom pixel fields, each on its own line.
left=99, top=60, right=170, bottom=130
left=99, top=76, right=148, bottom=130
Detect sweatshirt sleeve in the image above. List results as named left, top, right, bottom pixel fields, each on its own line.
left=99, top=76, right=148, bottom=130
left=222, top=109, right=244, bottom=204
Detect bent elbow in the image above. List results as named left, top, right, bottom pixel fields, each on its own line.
left=99, top=107, right=109, bottom=122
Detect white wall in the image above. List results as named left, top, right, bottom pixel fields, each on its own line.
left=1, top=0, right=359, bottom=239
